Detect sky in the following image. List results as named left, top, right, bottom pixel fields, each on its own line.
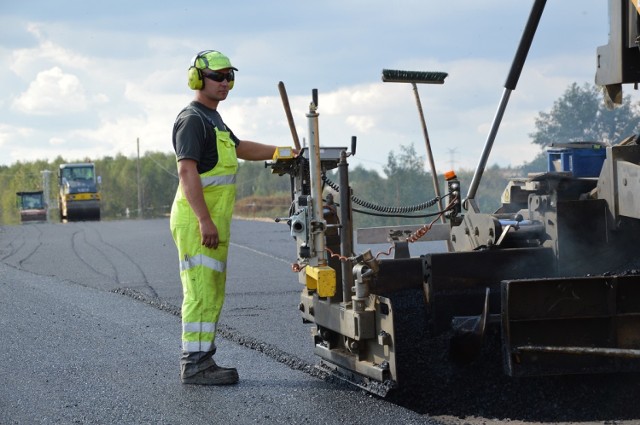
left=1, top=1, right=638, bottom=176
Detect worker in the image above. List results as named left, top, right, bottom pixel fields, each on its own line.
left=169, top=50, right=280, bottom=385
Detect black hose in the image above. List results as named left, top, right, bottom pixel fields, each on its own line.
left=351, top=206, right=451, bottom=219
left=321, top=172, right=444, bottom=215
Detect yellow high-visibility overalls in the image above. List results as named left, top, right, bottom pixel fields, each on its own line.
left=169, top=125, right=237, bottom=355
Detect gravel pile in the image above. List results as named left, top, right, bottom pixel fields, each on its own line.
left=389, top=326, right=640, bottom=423
left=384, top=272, right=640, bottom=424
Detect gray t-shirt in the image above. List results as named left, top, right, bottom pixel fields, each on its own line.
left=172, top=101, right=240, bottom=174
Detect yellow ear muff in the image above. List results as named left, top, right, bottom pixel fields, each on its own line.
left=187, top=50, right=213, bottom=90
left=187, top=66, right=203, bottom=90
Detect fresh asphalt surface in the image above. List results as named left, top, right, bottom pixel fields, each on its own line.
left=0, top=218, right=440, bottom=425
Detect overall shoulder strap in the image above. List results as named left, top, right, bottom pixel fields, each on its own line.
left=184, top=105, right=218, bottom=130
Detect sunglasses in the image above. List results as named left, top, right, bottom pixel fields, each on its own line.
left=203, top=70, right=235, bottom=83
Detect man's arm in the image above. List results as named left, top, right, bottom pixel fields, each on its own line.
left=177, top=159, right=220, bottom=249
left=236, top=140, right=277, bottom=161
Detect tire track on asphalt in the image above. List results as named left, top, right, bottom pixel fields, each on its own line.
left=0, top=225, right=43, bottom=268
left=89, top=224, right=158, bottom=298
left=71, top=228, right=116, bottom=281
left=0, top=227, right=25, bottom=262
left=76, top=225, right=158, bottom=298
left=17, top=225, right=43, bottom=269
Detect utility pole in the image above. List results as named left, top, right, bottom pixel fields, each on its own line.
left=137, top=137, right=142, bottom=218
left=41, top=170, right=51, bottom=223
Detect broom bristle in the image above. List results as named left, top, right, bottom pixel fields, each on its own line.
left=381, top=69, right=448, bottom=84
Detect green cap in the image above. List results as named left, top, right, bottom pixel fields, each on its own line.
left=194, top=50, right=238, bottom=71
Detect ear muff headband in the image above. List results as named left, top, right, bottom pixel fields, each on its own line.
left=193, top=49, right=217, bottom=69
left=187, top=50, right=214, bottom=90
left=187, top=50, right=234, bottom=90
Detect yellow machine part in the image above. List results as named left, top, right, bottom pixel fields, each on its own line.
left=272, top=146, right=295, bottom=160
left=270, top=146, right=296, bottom=175
left=306, top=265, right=336, bottom=297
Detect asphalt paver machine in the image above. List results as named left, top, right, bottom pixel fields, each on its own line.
left=269, top=0, right=640, bottom=395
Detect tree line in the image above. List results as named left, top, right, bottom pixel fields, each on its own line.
left=0, top=147, right=516, bottom=227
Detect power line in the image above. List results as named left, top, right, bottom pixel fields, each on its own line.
left=143, top=154, right=178, bottom=179
left=447, top=148, right=458, bottom=170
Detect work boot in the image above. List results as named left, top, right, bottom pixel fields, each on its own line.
left=181, top=361, right=239, bottom=385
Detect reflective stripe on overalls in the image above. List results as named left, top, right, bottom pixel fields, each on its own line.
left=169, top=127, right=238, bottom=353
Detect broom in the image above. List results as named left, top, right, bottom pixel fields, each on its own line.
left=381, top=70, right=448, bottom=85
left=382, top=69, right=448, bottom=221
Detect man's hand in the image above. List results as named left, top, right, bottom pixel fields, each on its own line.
left=199, top=217, right=219, bottom=249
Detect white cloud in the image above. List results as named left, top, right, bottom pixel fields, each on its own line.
left=12, top=67, right=88, bottom=115
left=0, top=123, right=34, bottom=148
left=10, top=24, right=92, bottom=76
left=49, top=137, right=65, bottom=146
left=345, top=115, right=376, bottom=133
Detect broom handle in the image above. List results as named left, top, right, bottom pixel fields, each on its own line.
left=412, top=83, right=445, bottom=222
left=278, top=81, right=302, bottom=151
left=466, top=0, right=547, bottom=208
